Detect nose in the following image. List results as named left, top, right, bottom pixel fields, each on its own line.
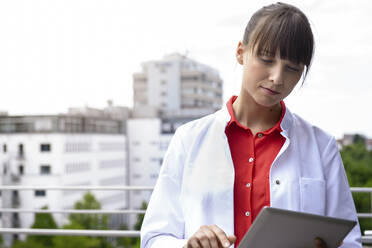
left=269, top=64, right=284, bottom=85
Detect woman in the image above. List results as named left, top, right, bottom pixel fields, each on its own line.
left=141, top=2, right=362, bottom=248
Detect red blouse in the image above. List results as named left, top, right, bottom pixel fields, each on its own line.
left=224, top=95, right=286, bottom=246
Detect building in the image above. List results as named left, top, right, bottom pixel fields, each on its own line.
left=337, top=134, right=372, bottom=151
left=0, top=106, right=129, bottom=244
left=132, top=53, right=223, bottom=118
left=128, top=53, right=223, bottom=226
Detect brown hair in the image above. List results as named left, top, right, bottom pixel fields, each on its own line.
left=243, top=2, right=314, bottom=82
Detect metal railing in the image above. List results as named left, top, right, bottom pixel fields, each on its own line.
left=0, top=185, right=152, bottom=238
left=0, top=186, right=372, bottom=243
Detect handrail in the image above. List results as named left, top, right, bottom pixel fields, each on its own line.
left=350, top=187, right=372, bottom=193
left=0, top=185, right=372, bottom=241
left=0, top=228, right=140, bottom=237
left=0, top=186, right=368, bottom=191
left=0, top=208, right=145, bottom=214
left=0, top=185, right=153, bottom=191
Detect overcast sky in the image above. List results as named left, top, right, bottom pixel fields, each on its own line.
left=0, top=0, right=371, bottom=138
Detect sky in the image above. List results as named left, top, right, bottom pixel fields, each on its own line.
left=0, top=0, right=371, bottom=139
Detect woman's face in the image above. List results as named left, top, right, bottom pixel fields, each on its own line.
left=236, top=41, right=304, bottom=107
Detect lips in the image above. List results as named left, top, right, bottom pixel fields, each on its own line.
left=260, top=86, right=280, bottom=95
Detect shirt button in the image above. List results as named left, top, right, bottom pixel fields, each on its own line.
left=257, top=133, right=263, bottom=138
left=245, top=211, right=250, bottom=217
left=246, top=183, right=251, bottom=188
left=249, top=157, right=254, bottom=163
left=276, top=180, right=280, bottom=185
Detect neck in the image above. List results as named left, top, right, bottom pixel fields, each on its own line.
left=232, top=92, right=282, bottom=132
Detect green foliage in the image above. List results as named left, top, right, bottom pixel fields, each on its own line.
left=341, top=139, right=372, bottom=233
left=116, top=201, right=147, bottom=248
left=12, top=240, right=47, bottom=248
left=134, top=202, right=147, bottom=231
left=116, top=224, right=134, bottom=248
left=353, top=134, right=366, bottom=146
left=53, top=223, right=101, bottom=248
left=11, top=193, right=115, bottom=248
left=11, top=205, right=58, bottom=248
left=57, top=192, right=113, bottom=248
left=26, top=206, right=58, bottom=247
left=69, top=192, right=108, bottom=230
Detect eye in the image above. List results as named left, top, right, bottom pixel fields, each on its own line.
left=260, top=57, right=273, bottom=64
left=286, top=65, right=300, bottom=72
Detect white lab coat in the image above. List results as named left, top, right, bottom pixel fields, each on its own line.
left=141, top=104, right=362, bottom=248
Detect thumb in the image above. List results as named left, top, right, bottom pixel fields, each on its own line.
left=227, top=235, right=237, bottom=244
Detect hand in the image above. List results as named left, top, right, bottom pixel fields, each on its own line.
left=314, top=237, right=343, bottom=248
left=314, top=237, right=328, bottom=248
left=184, top=224, right=236, bottom=248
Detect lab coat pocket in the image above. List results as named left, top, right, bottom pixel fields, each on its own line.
left=300, top=177, right=326, bottom=215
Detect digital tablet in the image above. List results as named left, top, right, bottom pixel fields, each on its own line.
left=238, top=207, right=357, bottom=248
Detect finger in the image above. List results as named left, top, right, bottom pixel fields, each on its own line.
left=314, top=237, right=328, bottom=248
left=201, top=227, right=220, bottom=248
left=195, top=230, right=211, bottom=248
left=186, top=238, right=201, bottom=248
left=227, top=235, right=237, bottom=244
left=209, top=225, right=233, bottom=248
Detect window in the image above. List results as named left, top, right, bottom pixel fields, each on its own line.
left=161, top=91, right=167, bottom=96
left=161, top=80, right=167, bottom=85
left=3, top=144, right=6, bottom=153
left=40, top=144, right=51, bottom=152
left=18, top=144, right=24, bottom=157
left=34, top=190, right=46, bottom=197
left=40, top=165, right=51, bottom=175
left=19, top=165, right=24, bottom=175
left=150, top=174, right=158, bottom=179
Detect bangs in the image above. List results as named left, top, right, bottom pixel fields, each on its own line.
left=249, top=11, right=314, bottom=67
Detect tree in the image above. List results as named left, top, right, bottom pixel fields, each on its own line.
left=69, top=192, right=108, bottom=230
left=341, top=141, right=372, bottom=233
left=12, top=205, right=57, bottom=248
left=353, top=134, right=366, bottom=146
left=12, top=240, right=46, bottom=248
left=116, top=224, right=133, bottom=248
left=28, top=206, right=58, bottom=247
left=53, top=222, right=101, bottom=248
left=134, top=202, right=147, bottom=231
left=116, top=201, right=147, bottom=248
left=53, top=192, right=113, bottom=248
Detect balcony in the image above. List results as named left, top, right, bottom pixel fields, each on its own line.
left=0, top=186, right=372, bottom=246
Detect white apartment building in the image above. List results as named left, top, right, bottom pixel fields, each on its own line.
left=132, top=53, right=223, bottom=118
left=127, top=119, right=172, bottom=211
left=0, top=112, right=128, bottom=244
left=128, top=53, right=224, bottom=227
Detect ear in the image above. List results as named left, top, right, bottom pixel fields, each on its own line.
left=236, top=41, right=245, bottom=65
